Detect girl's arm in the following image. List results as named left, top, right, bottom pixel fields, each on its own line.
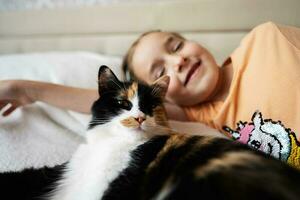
left=164, top=102, right=188, bottom=121
left=0, top=80, right=98, bottom=116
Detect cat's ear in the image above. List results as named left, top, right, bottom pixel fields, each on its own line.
left=98, top=65, right=121, bottom=95
left=152, top=75, right=170, bottom=98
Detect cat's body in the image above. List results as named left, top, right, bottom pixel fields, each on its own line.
left=2, top=65, right=300, bottom=200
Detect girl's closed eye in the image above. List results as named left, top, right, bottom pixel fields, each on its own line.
left=172, top=40, right=184, bottom=53
left=155, top=66, right=165, bottom=79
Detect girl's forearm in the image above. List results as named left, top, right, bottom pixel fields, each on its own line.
left=23, top=81, right=98, bottom=113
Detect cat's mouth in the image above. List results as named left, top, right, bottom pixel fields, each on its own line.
left=184, top=60, right=202, bottom=86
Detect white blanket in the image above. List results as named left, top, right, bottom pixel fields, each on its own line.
left=0, top=51, right=223, bottom=172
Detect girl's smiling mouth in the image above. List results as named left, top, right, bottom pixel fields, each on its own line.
left=184, top=60, right=202, bottom=86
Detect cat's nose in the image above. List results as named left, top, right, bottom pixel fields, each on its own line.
left=135, top=117, right=145, bottom=124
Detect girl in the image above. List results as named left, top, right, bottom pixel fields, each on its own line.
left=120, top=22, right=300, bottom=167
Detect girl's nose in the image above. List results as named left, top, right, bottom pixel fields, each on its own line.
left=168, top=55, right=188, bottom=73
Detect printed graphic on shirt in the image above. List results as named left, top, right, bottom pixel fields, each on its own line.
left=223, top=111, right=300, bottom=169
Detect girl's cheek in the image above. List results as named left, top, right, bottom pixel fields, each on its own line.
left=185, top=41, right=204, bottom=55
left=164, top=71, right=182, bottom=101
left=166, top=79, right=178, bottom=97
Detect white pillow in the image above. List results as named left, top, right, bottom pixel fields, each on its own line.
left=0, top=51, right=123, bottom=87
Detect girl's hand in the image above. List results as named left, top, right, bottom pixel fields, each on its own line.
left=0, top=80, right=35, bottom=116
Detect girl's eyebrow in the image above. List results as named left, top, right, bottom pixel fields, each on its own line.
left=164, top=36, right=174, bottom=51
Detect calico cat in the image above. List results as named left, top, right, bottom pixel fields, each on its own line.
left=48, top=66, right=300, bottom=200
left=1, top=65, right=300, bottom=200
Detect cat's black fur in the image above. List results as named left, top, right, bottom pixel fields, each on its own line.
left=1, top=65, right=300, bottom=200
left=0, top=165, right=65, bottom=200
left=103, top=135, right=300, bottom=200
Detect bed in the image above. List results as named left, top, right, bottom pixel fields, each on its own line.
left=0, top=0, right=300, bottom=172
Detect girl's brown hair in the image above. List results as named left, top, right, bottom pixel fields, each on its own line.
left=122, top=30, right=161, bottom=81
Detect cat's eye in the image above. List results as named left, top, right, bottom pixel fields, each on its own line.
left=151, top=104, right=157, bottom=109
left=117, top=99, right=132, bottom=110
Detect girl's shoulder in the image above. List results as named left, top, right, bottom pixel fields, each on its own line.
left=276, top=23, right=300, bottom=51
left=242, top=21, right=300, bottom=47
left=253, top=21, right=278, bottom=31
left=239, top=21, right=278, bottom=45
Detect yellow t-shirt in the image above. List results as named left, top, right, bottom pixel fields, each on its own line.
left=184, top=22, right=300, bottom=168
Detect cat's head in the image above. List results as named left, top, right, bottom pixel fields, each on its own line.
left=89, top=65, right=170, bottom=136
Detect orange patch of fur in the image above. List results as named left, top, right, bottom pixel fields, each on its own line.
left=147, top=134, right=190, bottom=171
left=127, top=82, right=138, bottom=100
left=118, top=82, right=138, bottom=101
left=194, top=152, right=259, bottom=178
left=194, top=136, right=215, bottom=147
left=153, top=106, right=170, bottom=128
left=120, top=117, right=139, bottom=128
left=119, top=90, right=127, bottom=99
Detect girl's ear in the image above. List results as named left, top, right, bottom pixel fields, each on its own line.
left=98, top=65, right=121, bottom=95
left=152, top=75, right=170, bottom=98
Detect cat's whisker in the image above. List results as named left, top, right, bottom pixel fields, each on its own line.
left=89, top=119, right=110, bottom=124
left=90, top=121, right=109, bottom=124
left=90, top=120, right=109, bottom=124
left=144, top=124, right=169, bottom=130
left=92, top=117, right=111, bottom=120
left=91, top=119, right=109, bottom=121
left=90, top=120, right=110, bottom=123
left=148, top=120, right=170, bottom=125
left=143, top=124, right=172, bottom=131
left=122, top=82, right=127, bottom=91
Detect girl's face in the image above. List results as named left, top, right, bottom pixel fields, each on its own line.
left=131, top=32, right=220, bottom=106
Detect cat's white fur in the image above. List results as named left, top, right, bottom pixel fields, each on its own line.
left=49, top=94, right=150, bottom=200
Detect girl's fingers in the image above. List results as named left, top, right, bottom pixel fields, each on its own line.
left=0, top=99, right=22, bottom=116
left=2, top=105, right=17, bottom=116
left=0, top=101, right=10, bottom=110
left=0, top=100, right=19, bottom=109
